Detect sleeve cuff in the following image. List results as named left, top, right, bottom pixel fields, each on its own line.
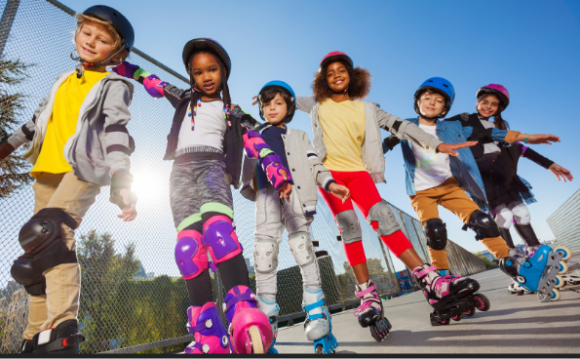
left=324, top=179, right=336, bottom=192
left=504, top=130, right=521, bottom=144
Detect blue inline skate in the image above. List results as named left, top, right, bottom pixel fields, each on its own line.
left=303, top=288, right=339, bottom=354
left=256, top=295, right=280, bottom=354
left=499, top=245, right=572, bottom=302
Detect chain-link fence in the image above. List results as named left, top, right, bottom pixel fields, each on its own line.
left=0, top=0, right=486, bottom=354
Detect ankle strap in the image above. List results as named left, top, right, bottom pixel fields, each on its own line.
left=355, top=284, right=376, bottom=298
left=413, top=265, right=437, bottom=279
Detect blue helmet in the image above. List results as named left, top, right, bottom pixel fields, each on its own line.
left=414, top=77, right=455, bottom=118
left=257, top=81, right=296, bottom=124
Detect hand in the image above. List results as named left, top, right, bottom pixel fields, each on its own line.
left=278, top=168, right=292, bottom=201
left=329, top=182, right=350, bottom=204
left=549, top=163, right=573, bottom=182
left=252, top=95, right=258, bottom=106
left=117, top=189, right=137, bottom=221
left=524, top=134, right=560, bottom=145
left=436, top=141, right=478, bottom=157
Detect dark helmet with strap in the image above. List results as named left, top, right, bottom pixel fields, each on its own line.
left=182, top=38, right=231, bottom=79
left=414, top=77, right=455, bottom=119
left=257, top=81, right=296, bottom=124
left=73, top=5, right=135, bottom=77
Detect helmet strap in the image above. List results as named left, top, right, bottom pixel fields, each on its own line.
left=71, top=42, right=126, bottom=78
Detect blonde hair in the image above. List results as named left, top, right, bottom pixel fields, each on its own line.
left=74, top=14, right=128, bottom=61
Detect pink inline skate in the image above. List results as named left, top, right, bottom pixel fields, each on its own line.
left=184, top=302, right=230, bottom=354
left=224, top=285, right=273, bottom=354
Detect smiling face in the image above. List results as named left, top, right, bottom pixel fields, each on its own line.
left=75, top=20, right=117, bottom=69
left=262, top=92, right=288, bottom=126
left=418, top=90, right=448, bottom=119
left=190, top=52, right=222, bottom=99
left=476, top=93, right=500, bottom=118
left=326, top=61, right=350, bottom=94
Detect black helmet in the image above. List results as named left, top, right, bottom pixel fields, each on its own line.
left=82, top=5, right=135, bottom=52
left=182, top=38, right=231, bottom=79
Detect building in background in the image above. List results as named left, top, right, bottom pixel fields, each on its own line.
left=547, top=189, right=580, bottom=253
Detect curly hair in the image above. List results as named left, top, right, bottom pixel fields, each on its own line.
left=312, top=60, right=371, bottom=102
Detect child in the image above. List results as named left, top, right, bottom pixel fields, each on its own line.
left=445, top=84, right=573, bottom=294
left=0, top=6, right=138, bottom=353
left=242, top=81, right=348, bottom=353
left=386, top=77, right=565, bottom=307
left=295, top=52, right=479, bottom=339
left=113, top=39, right=291, bottom=354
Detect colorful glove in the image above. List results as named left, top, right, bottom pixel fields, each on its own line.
left=109, top=170, right=138, bottom=210
left=113, top=62, right=166, bottom=98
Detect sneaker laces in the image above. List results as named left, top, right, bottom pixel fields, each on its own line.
left=354, top=284, right=381, bottom=316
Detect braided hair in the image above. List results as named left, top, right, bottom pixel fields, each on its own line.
left=476, top=92, right=509, bottom=130
left=187, top=49, right=231, bottom=123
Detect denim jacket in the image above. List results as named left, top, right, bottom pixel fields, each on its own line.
left=396, top=117, right=511, bottom=205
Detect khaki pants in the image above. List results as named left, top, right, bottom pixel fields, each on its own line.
left=23, top=172, right=100, bottom=339
left=410, top=177, right=509, bottom=270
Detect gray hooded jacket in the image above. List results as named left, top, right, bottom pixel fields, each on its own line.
left=241, top=124, right=335, bottom=216
left=7, top=71, right=135, bottom=186
left=296, top=96, right=443, bottom=183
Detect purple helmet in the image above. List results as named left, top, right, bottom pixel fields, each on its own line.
left=476, top=84, right=510, bottom=109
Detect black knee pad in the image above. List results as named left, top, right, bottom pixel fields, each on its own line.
left=423, top=218, right=447, bottom=250
left=12, top=227, right=78, bottom=296
left=466, top=210, right=501, bottom=241
left=18, top=208, right=78, bottom=255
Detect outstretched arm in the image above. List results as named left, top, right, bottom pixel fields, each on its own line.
left=519, top=144, right=573, bottom=182
left=243, top=129, right=293, bottom=200
left=376, top=108, right=475, bottom=156
left=463, top=126, right=560, bottom=145
left=114, top=62, right=188, bottom=108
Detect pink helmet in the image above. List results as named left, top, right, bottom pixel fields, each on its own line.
left=476, top=84, right=510, bottom=109
left=319, top=51, right=353, bottom=71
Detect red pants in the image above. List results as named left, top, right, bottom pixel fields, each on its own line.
left=319, top=171, right=413, bottom=266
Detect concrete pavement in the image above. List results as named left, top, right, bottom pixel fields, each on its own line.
left=275, top=268, right=580, bottom=355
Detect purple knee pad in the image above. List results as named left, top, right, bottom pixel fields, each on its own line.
left=175, top=230, right=208, bottom=280
left=202, top=215, right=242, bottom=264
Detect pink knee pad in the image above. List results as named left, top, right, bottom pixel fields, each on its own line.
left=202, top=215, right=242, bottom=264
left=175, top=230, right=208, bottom=280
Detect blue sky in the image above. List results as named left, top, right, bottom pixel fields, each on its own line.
left=46, top=0, right=580, bottom=261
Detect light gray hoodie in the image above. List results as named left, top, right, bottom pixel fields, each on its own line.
left=7, top=71, right=135, bottom=186
left=296, top=96, right=443, bottom=184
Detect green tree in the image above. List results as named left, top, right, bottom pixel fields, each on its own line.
left=0, top=58, right=33, bottom=198
left=77, top=230, right=140, bottom=353
left=474, top=251, right=497, bottom=268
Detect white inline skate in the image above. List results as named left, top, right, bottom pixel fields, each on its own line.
left=303, top=288, right=338, bottom=354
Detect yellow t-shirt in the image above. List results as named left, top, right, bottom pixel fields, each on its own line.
left=31, top=71, right=108, bottom=177
left=318, top=99, right=366, bottom=172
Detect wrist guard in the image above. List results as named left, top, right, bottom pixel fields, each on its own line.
left=109, top=170, right=137, bottom=209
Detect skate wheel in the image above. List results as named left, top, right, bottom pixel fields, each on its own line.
left=554, top=274, right=565, bottom=289
left=557, top=261, right=569, bottom=275
left=508, top=290, right=515, bottom=295
left=550, top=288, right=561, bottom=301
left=451, top=314, right=463, bottom=321
left=440, top=319, right=449, bottom=325
left=516, top=290, right=524, bottom=296
left=473, top=294, right=490, bottom=311
left=247, top=325, right=264, bottom=354
left=316, top=344, right=323, bottom=354
left=554, top=246, right=572, bottom=261
left=463, top=308, right=475, bottom=317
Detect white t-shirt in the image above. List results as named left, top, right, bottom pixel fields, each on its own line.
left=176, top=99, right=227, bottom=154
left=479, top=119, right=501, bottom=154
left=411, top=124, right=453, bottom=192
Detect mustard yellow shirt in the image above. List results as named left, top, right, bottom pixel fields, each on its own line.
left=31, top=71, right=108, bottom=177
left=318, top=99, right=366, bottom=172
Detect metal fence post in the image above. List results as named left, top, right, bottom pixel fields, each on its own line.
left=0, top=0, right=20, bottom=57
